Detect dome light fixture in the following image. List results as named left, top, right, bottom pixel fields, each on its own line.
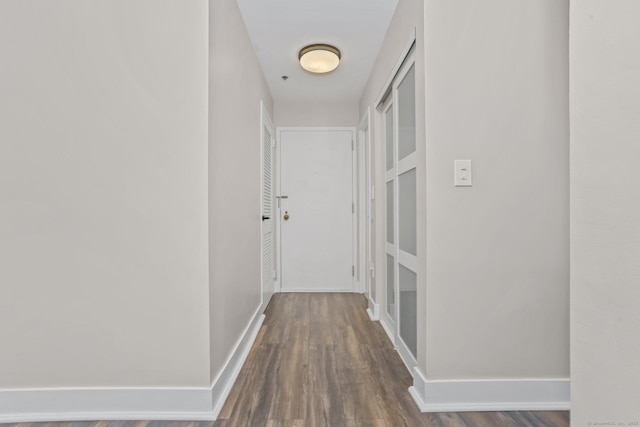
left=298, top=44, right=341, bottom=74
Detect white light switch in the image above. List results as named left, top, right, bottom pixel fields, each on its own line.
left=454, top=160, right=472, bottom=187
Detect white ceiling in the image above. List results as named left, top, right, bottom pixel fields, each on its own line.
left=236, top=0, right=398, bottom=103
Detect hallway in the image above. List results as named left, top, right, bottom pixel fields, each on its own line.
left=215, top=293, right=570, bottom=426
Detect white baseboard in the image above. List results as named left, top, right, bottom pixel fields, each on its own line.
left=366, top=298, right=380, bottom=321
left=379, top=317, right=395, bottom=346
left=260, top=289, right=276, bottom=313
left=0, top=307, right=266, bottom=423
left=211, top=307, right=265, bottom=417
left=409, top=367, right=570, bottom=412
left=280, top=288, right=354, bottom=293
left=0, top=388, right=216, bottom=423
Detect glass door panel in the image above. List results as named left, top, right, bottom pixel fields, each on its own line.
left=399, top=264, right=417, bottom=357
left=386, top=254, right=395, bottom=321
left=398, top=168, right=417, bottom=256
left=397, top=65, right=416, bottom=161
left=386, top=181, right=394, bottom=244
left=385, top=107, right=394, bottom=172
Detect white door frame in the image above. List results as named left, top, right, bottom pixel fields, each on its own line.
left=359, top=109, right=378, bottom=313
left=275, top=126, right=357, bottom=293
left=357, top=112, right=368, bottom=294
left=351, top=128, right=359, bottom=293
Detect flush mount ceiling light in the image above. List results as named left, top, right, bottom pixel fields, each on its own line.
left=298, top=44, right=341, bottom=74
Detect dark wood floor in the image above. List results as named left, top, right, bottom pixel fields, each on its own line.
left=1, top=293, right=570, bottom=427
left=215, top=292, right=569, bottom=426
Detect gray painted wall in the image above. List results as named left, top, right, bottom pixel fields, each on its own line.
left=0, top=0, right=211, bottom=388
left=424, top=0, right=569, bottom=379
left=208, top=0, right=274, bottom=384
left=275, top=101, right=358, bottom=127
left=571, top=1, right=640, bottom=424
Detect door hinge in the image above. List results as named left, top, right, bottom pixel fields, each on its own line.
left=370, top=185, right=375, bottom=200
left=271, top=137, right=276, bottom=148
left=352, top=202, right=355, bottom=214
left=272, top=269, right=277, bottom=280
left=352, top=266, right=355, bottom=277
left=351, top=140, right=354, bottom=151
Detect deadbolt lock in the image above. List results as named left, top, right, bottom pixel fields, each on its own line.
left=283, top=211, right=290, bottom=221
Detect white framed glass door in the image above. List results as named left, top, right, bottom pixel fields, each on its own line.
left=395, top=59, right=417, bottom=363
left=383, top=50, right=417, bottom=366
left=383, top=99, right=396, bottom=329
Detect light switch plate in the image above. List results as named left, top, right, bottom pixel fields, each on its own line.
left=454, top=160, right=472, bottom=187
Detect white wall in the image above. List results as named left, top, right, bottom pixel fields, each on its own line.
left=208, top=0, right=274, bottom=383
left=571, top=1, right=640, bottom=424
left=0, top=0, right=210, bottom=388
left=423, top=0, right=569, bottom=379
left=275, top=101, right=358, bottom=127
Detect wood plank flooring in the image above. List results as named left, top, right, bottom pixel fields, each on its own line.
left=0, top=293, right=570, bottom=427
left=215, top=293, right=569, bottom=426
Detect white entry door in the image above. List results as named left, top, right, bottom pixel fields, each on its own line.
left=278, top=128, right=354, bottom=292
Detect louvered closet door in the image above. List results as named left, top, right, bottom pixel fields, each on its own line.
left=261, top=120, right=276, bottom=305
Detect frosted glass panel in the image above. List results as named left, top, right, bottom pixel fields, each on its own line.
left=386, top=255, right=395, bottom=320
left=386, top=181, right=394, bottom=244
left=397, top=65, right=416, bottom=161
left=399, top=264, right=417, bottom=358
left=385, top=106, right=394, bottom=171
left=399, top=168, right=416, bottom=255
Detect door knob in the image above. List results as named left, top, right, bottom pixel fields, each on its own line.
left=262, top=215, right=270, bottom=221
left=283, top=211, right=290, bottom=221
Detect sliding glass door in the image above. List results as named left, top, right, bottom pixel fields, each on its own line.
left=384, top=101, right=396, bottom=323
left=383, top=51, right=417, bottom=365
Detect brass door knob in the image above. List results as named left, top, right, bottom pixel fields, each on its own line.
left=283, top=211, right=290, bottom=221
